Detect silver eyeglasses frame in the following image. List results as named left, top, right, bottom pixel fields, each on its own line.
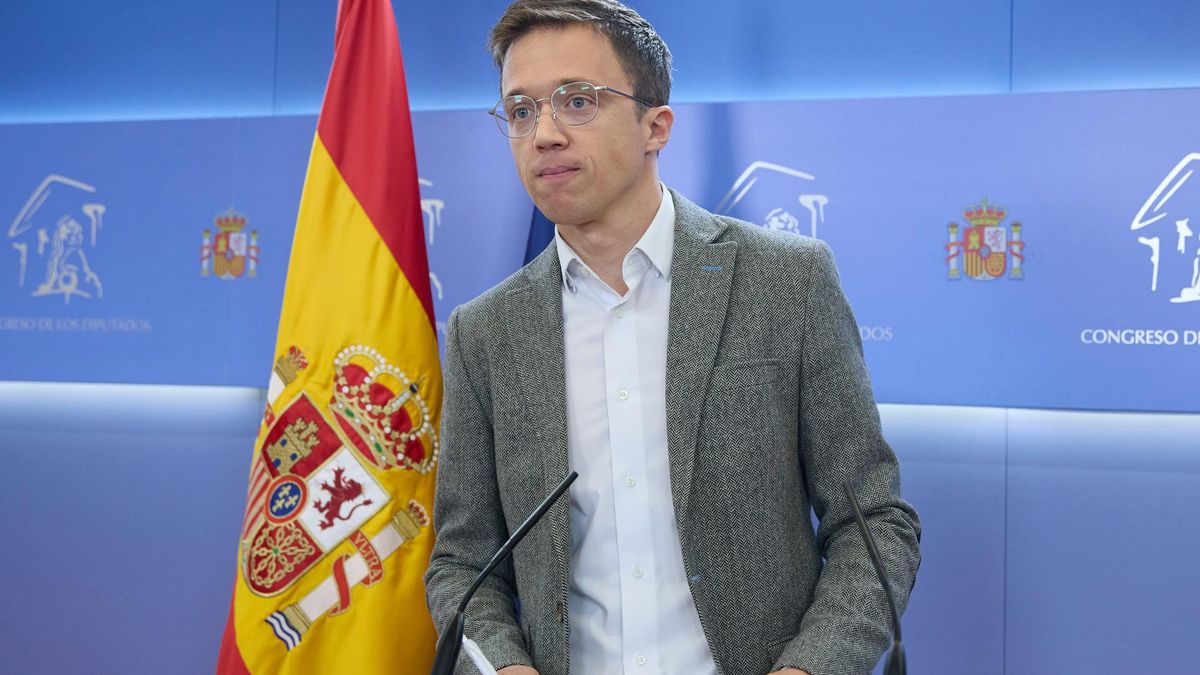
left=488, top=82, right=657, bottom=138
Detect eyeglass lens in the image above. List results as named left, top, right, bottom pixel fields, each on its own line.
left=495, top=82, right=601, bottom=137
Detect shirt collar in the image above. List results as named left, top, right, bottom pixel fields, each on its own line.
left=554, top=183, right=675, bottom=293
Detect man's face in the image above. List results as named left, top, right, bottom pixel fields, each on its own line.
left=500, top=25, right=658, bottom=227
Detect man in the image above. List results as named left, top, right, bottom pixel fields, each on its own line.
left=424, top=2, right=921, bottom=674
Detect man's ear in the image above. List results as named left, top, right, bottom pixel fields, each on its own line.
left=644, top=105, right=674, bottom=153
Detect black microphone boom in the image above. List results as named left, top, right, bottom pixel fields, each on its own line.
left=431, top=471, right=579, bottom=675
left=842, top=481, right=906, bottom=675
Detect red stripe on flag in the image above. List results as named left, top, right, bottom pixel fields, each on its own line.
left=215, top=586, right=252, bottom=675
left=240, top=467, right=270, bottom=536
left=247, top=477, right=268, bottom=506
left=240, top=492, right=266, bottom=533
left=316, top=0, right=434, bottom=324
left=245, top=470, right=268, bottom=506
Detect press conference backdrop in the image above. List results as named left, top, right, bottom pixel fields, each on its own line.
left=2, top=91, right=1200, bottom=409
left=2, top=1, right=1199, bottom=674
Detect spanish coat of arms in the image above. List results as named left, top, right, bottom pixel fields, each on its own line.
left=945, top=200, right=1026, bottom=281
left=238, top=344, right=438, bottom=650
left=201, top=209, right=258, bottom=280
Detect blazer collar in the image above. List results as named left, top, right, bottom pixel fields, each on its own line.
left=552, top=183, right=677, bottom=292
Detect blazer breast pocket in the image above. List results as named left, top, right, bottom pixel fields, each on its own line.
left=707, top=358, right=781, bottom=392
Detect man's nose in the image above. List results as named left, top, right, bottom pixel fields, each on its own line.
left=533, top=99, right=567, bottom=149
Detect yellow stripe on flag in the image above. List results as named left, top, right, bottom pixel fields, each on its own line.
left=278, top=137, right=439, bottom=374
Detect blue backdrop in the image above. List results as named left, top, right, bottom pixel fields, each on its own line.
left=3, top=90, right=1198, bottom=411
left=3, top=1, right=1200, bottom=674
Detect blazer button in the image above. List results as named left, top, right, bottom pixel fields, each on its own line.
left=555, top=600, right=564, bottom=623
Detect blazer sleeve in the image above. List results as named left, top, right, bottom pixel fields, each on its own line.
left=775, top=241, right=922, bottom=675
left=424, top=307, right=534, bottom=672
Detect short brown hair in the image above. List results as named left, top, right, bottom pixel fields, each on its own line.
left=488, top=0, right=672, bottom=109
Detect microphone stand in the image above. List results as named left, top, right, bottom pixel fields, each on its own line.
left=431, top=471, right=579, bottom=675
left=842, top=481, right=906, bottom=675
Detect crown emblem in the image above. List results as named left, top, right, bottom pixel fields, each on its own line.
left=392, top=500, right=431, bottom=540
left=963, top=200, right=1006, bottom=228
left=215, top=208, right=248, bottom=232
left=330, top=345, right=439, bottom=474
left=274, top=346, right=310, bottom=386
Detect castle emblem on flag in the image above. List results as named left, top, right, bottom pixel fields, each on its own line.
left=944, top=199, right=1026, bottom=281
left=201, top=209, right=258, bottom=280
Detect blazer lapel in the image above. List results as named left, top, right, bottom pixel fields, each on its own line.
left=503, top=246, right=572, bottom=578
left=665, top=191, right=736, bottom=537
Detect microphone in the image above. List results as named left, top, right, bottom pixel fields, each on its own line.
left=842, top=481, right=906, bottom=675
left=431, top=470, right=579, bottom=675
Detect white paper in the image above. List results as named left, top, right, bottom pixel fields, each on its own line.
left=462, top=635, right=498, bottom=675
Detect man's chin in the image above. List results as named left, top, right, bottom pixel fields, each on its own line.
left=532, top=199, right=583, bottom=229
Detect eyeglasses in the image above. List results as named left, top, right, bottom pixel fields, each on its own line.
left=488, top=81, right=656, bottom=138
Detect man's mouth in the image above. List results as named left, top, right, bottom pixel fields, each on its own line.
left=538, top=166, right=578, bottom=178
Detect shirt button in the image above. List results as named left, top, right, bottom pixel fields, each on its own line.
left=618, top=389, right=629, bottom=400
left=614, top=307, right=625, bottom=319
left=625, top=476, right=636, bottom=487
left=633, top=566, right=643, bottom=578
left=636, top=655, right=647, bottom=665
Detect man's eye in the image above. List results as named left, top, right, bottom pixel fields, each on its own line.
left=511, top=106, right=533, bottom=120
left=567, top=96, right=591, bottom=109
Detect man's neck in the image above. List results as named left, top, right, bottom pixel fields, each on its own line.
left=557, top=179, right=663, bottom=296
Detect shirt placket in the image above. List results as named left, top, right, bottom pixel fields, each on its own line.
left=598, top=257, right=660, bottom=674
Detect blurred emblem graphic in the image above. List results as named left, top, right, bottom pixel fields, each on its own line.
left=419, top=176, right=448, bottom=340
left=1131, top=153, right=1200, bottom=303
left=715, top=161, right=829, bottom=238
left=944, top=199, right=1026, bottom=281
left=418, top=177, right=444, bottom=247
left=7, top=175, right=106, bottom=303
left=200, top=208, right=258, bottom=280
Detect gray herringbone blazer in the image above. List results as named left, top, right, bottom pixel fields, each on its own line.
left=425, top=190, right=921, bottom=675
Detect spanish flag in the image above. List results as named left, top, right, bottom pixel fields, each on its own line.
left=216, top=0, right=440, bottom=672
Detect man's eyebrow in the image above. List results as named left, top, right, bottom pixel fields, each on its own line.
left=503, top=77, right=594, bottom=99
